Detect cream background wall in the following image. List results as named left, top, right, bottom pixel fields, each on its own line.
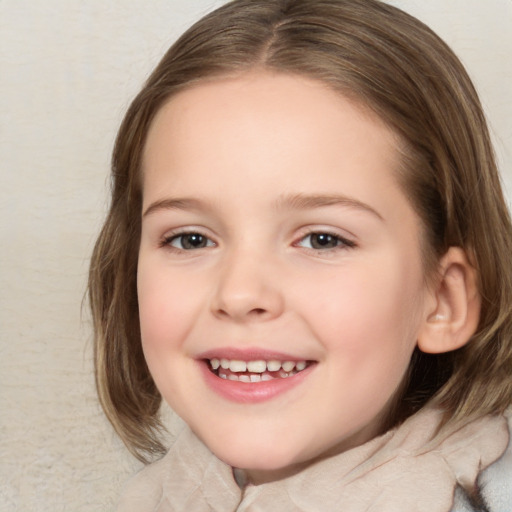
left=0, top=1, right=510, bottom=511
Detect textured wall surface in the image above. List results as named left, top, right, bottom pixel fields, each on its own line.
left=1, top=1, right=511, bottom=511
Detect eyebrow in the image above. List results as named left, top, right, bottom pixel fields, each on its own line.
left=143, top=198, right=206, bottom=217
left=142, top=193, right=383, bottom=220
left=275, top=193, right=383, bottom=220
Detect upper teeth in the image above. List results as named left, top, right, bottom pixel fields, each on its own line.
left=210, top=358, right=307, bottom=373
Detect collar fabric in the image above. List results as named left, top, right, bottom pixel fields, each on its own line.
left=117, top=407, right=509, bottom=512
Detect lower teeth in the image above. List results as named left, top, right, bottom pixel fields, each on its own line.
left=217, top=369, right=299, bottom=382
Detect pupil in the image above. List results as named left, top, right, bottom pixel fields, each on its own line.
left=183, top=234, right=206, bottom=249
left=312, top=233, right=337, bottom=249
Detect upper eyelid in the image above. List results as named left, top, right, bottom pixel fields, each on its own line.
left=294, top=226, right=357, bottom=243
left=161, top=227, right=355, bottom=238
left=162, top=226, right=215, bottom=238
left=295, top=232, right=356, bottom=249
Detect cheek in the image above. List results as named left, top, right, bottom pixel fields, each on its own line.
left=136, top=259, right=206, bottom=409
left=304, top=255, right=425, bottom=369
left=137, top=259, right=202, bottom=353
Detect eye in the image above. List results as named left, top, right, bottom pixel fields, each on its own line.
left=296, top=232, right=355, bottom=250
left=163, top=232, right=215, bottom=250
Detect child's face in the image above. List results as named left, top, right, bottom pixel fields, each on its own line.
left=138, top=72, right=432, bottom=482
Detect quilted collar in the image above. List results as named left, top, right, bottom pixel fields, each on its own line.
left=124, top=407, right=509, bottom=512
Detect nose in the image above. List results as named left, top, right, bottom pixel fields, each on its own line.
left=210, top=250, right=285, bottom=322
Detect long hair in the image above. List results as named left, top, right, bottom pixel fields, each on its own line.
left=89, top=0, right=512, bottom=463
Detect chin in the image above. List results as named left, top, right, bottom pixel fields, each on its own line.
left=223, top=450, right=294, bottom=472
left=204, top=430, right=310, bottom=478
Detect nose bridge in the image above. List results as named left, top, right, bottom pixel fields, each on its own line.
left=211, top=242, right=284, bottom=322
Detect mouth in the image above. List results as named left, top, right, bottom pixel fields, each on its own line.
left=206, top=357, right=313, bottom=382
left=197, top=350, right=317, bottom=403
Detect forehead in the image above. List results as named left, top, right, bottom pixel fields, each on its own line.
left=142, top=71, right=403, bottom=196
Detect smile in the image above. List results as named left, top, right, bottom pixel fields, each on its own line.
left=208, top=358, right=309, bottom=382
left=199, top=353, right=316, bottom=403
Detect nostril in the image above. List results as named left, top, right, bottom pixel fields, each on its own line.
left=211, top=285, right=284, bottom=321
left=215, top=306, right=270, bottom=321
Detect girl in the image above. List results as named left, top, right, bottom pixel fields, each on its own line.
left=89, top=1, right=512, bottom=510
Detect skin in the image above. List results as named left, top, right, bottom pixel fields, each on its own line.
left=137, top=71, right=436, bottom=484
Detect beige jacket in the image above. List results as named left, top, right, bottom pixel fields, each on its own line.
left=117, top=407, right=510, bottom=512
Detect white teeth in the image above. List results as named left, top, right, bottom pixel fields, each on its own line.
left=216, top=368, right=304, bottom=382
left=210, top=358, right=310, bottom=375
left=282, top=361, right=295, bottom=372
left=247, top=360, right=267, bottom=373
left=267, top=360, right=282, bottom=372
left=229, top=360, right=247, bottom=372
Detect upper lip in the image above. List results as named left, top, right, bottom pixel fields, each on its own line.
left=196, top=347, right=314, bottom=362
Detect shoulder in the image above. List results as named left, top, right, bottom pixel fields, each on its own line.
left=478, top=409, right=512, bottom=512
left=451, top=409, right=512, bottom=512
left=116, top=453, right=171, bottom=512
left=114, top=424, right=235, bottom=512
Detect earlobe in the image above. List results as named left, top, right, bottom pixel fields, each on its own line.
left=417, top=247, right=481, bottom=354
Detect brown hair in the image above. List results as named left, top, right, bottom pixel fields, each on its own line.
left=89, top=0, right=512, bottom=463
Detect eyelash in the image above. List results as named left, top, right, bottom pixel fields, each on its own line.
left=294, top=230, right=356, bottom=252
left=160, top=229, right=356, bottom=253
left=160, top=230, right=216, bottom=251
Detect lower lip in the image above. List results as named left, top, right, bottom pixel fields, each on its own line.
left=198, top=361, right=315, bottom=403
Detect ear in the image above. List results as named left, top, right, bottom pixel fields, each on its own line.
left=417, top=247, right=481, bottom=354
